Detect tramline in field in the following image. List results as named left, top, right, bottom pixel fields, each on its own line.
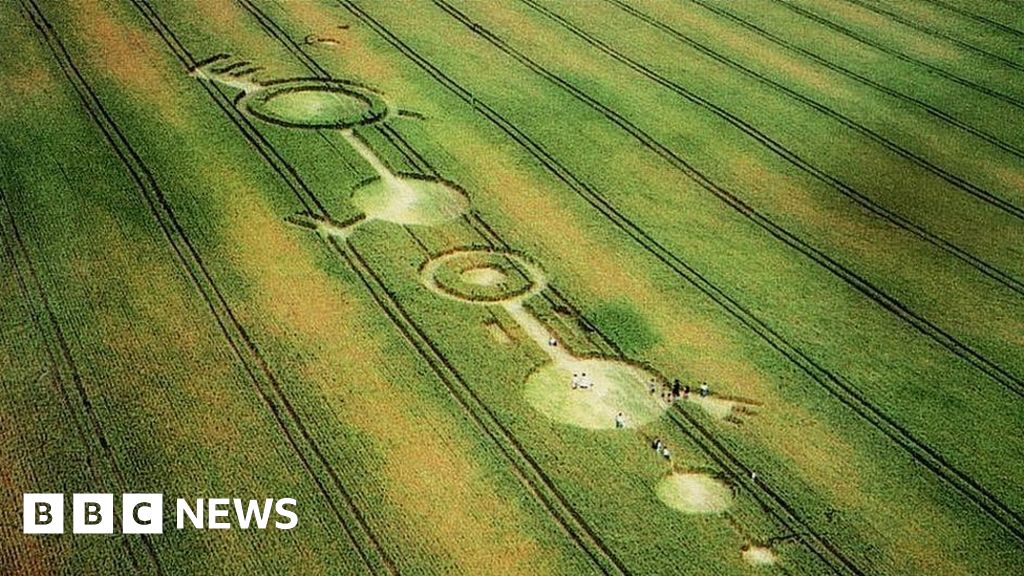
left=2, top=0, right=1022, bottom=574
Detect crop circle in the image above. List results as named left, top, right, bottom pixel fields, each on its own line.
left=421, top=249, right=542, bottom=304
left=243, top=79, right=387, bottom=129
left=523, top=358, right=666, bottom=430
left=352, top=176, right=469, bottom=227
left=656, top=473, right=734, bottom=514
left=742, top=545, right=777, bottom=566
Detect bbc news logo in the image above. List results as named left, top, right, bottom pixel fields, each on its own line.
left=23, top=494, right=298, bottom=534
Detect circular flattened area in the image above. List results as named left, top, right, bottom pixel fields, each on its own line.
left=742, top=546, right=777, bottom=567
left=460, top=266, right=508, bottom=287
left=656, top=473, right=733, bottom=514
left=352, top=176, right=468, bottom=227
left=523, top=358, right=666, bottom=430
left=422, top=249, right=543, bottom=304
left=244, top=80, right=386, bottom=129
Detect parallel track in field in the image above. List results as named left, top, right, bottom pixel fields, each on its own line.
left=601, top=0, right=1024, bottom=224
left=841, top=0, right=1024, bottom=73
left=675, top=0, right=1024, bottom=166
left=768, top=0, right=1024, bottom=112
left=373, top=109, right=857, bottom=576
left=241, top=1, right=877, bottom=572
left=333, top=0, right=1024, bottom=545
left=21, top=1, right=392, bottom=573
left=919, top=0, right=1024, bottom=39
left=238, top=1, right=636, bottom=572
left=433, top=0, right=1024, bottom=401
left=584, top=0, right=1024, bottom=297
left=0, top=149, right=150, bottom=574
left=134, top=0, right=631, bottom=572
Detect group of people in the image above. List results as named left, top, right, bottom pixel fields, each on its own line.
left=649, top=378, right=711, bottom=402
left=571, top=372, right=593, bottom=390
left=650, top=437, right=671, bottom=461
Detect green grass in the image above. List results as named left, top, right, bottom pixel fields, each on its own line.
left=586, top=299, right=660, bottom=357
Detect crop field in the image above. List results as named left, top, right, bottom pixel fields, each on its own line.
left=0, top=0, right=1021, bottom=574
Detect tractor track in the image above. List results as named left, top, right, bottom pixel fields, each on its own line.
left=22, top=1, right=394, bottom=573
left=433, top=0, right=1024, bottom=402
left=0, top=154, right=149, bottom=574
left=675, top=0, right=1024, bottom=165
left=133, top=0, right=633, bottom=572
left=381, top=122, right=863, bottom=575
left=458, top=195, right=861, bottom=573
left=234, top=2, right=633, bottom=572
left=612, top=0, right=1024, bottom=225
left=767, top=0, right=1024, bottom=113
left=574, top=0, right=1024, bottom=297
left=840, top=0, right=1024, bottom=73
left=237, top=4, right=872, bottom=572
left=607, top=0, right=1024, bottom=224
left=919, top=0, right=1024, bottom=39
left=333, top=0, right=1024, bottom=545
left=372, top=121, right=608, bottom=344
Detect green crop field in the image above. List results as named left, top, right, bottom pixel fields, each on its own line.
left=1, top=0, right=1021, bottom=574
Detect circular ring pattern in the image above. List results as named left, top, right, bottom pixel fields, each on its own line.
left=242, top=79, right=387, bottom=129
left=421, top=249, right=545, bottom=305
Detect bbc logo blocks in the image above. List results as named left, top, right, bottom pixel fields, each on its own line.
left=23, top=493, right=163, bottom=534
left=123, top=493, right=164, bottom=534
left=22, top=494, right=63, bottom=535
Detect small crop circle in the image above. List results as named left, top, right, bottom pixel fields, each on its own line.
left=656, top=473, right=734, bottom=514
left=421, top=250, right=544, bottom=304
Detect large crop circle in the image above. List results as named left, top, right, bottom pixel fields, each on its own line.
left=352, top=176, right=469, bottom=227
left=243, top=80, right=387, bottom=129
left=523, top=357, right=666, bottom=430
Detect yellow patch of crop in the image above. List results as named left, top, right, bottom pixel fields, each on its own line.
left=461, top=1, right=610, bottom=80
left=812, top=1, right=964, bottom=64
left=749, top=402, right=969, bottom=575
left=671, top=0, right=855, bottom=99
left=70, top=0, right=186, bottom=126
left=728, top=155, right=892, bottom=253
left=0, top=444, right=58, bottom=575
left=284, top=1, right=402, bottom=88
left=0, top=10, right=57, bottom=104
left=58, top=194, right=253, bottom=470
